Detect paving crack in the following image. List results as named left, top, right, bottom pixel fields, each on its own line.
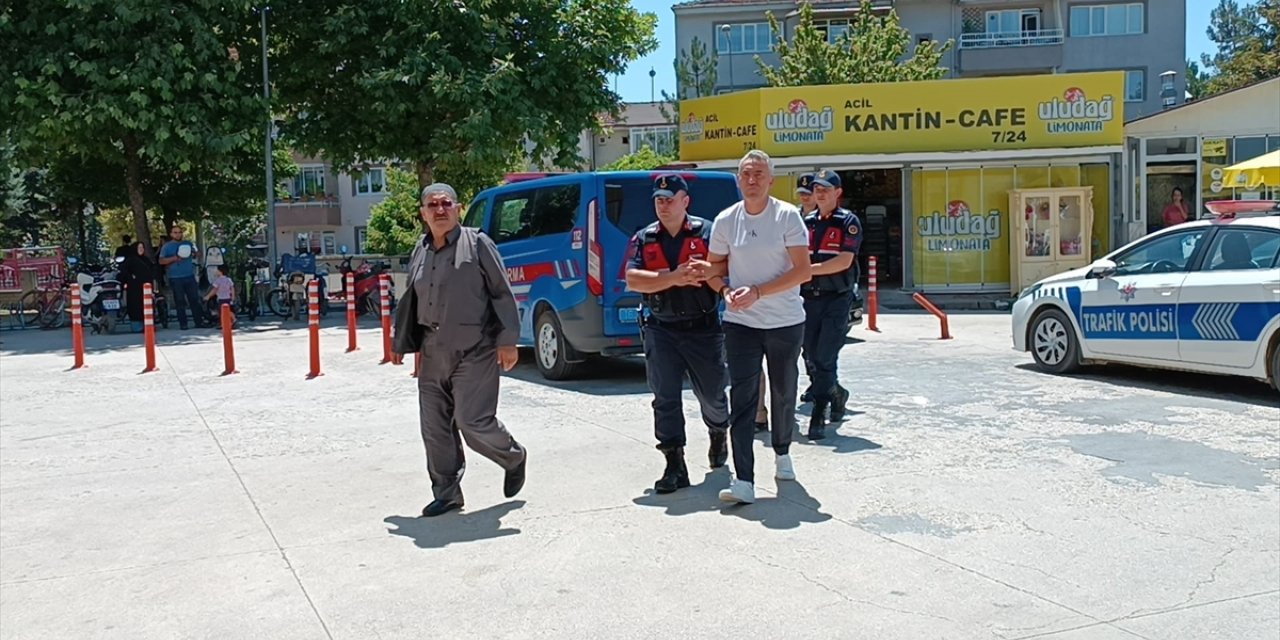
left=1117, top=547, right=1237, bottom=620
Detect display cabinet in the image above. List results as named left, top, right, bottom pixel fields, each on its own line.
left=1008, top=187, right=1095, bottom=294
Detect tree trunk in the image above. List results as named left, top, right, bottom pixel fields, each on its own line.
left=415, top=161, right=435, bottom=191
left=75, top=201, right=87, bottom=263
left=122, top=135, right=153, bottom=252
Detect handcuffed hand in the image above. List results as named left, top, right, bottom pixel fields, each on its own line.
left=726, top=285, right=760, bottom=311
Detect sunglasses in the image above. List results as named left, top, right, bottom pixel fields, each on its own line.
left=424, top=200, right=455, bottom=210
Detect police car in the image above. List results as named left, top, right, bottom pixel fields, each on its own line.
left=1012, top=200, right=1280, bottom=393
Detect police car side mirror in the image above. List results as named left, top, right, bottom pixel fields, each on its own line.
left=1086, top=258, right=1117, bottom=279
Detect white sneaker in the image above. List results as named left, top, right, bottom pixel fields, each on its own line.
left=775, top=454, right=795, bottom=481
left=718, top=480, right=756, bottom=504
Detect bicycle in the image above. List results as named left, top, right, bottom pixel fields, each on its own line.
left=17, top=281, right=70, bottom=329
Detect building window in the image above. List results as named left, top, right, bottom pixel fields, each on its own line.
left=629, top=126, right=677, bottom=155
left=355, top=227, right=367, bottom=254
left=1070, top=3, right=1144, bottom=37
left=716, top=23, right=774, bottom=54
left=1125, top=69, right=1145, bottom=102
left=986, top=9, right=1041, bottom=34
left=291, top=166, right=326, bottom=198
left=814, top=19, right=850, bottom=43
left=294, top=231, right=337, bottom=255
left=352, top=168, right=386, bottom=196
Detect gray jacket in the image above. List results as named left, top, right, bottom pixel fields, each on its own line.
left=392, top=227, right=520, bottom=354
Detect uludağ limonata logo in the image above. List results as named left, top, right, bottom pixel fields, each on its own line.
left=765, top=98, right=833, bottom=144
left=1038, top=86, right=1115, bottom=135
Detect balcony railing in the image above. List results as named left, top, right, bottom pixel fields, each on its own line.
left=959, top=28, right=1064, bottom=49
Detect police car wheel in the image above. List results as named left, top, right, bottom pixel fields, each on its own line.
left=534, top=310, right=580, bottom=381
left=1270, top=343, right=1280, bottom=394
left=1029, top=308, right=1081, bottom=374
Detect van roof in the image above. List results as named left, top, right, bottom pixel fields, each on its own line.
left=475, top=170, right=738, bottom=199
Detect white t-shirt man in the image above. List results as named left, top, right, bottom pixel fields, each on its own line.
left=709, top=196, right=809, bottom=329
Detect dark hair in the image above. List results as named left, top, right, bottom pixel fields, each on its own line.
left=1171, top=187, right=1183, bottom=197
left=216, top=264, right=228, bottom=275
left=122, top=234, right=132, bottom=243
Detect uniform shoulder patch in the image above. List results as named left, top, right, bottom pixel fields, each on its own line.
left=847, top=223, right=859, bottom=235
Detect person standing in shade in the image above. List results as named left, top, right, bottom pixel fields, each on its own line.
left=119, top=241, right=155, bottom=333
left=626, top=174, right=732, bottom=494
left=391, top=182, right=528, bottom=518
left=1162, top=187, right=1190, bottom=228
left=800, top=170, right=861, bottom=439
left=158, top=225, right=207, bottom=330
left=707, top=150, right=812, bottom=504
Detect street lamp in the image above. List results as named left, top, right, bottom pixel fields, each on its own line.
left=260, top=5, right=277, bottom=268
left=649, top=67, right=656, bottom=103
left=719, top=24, right=734, bottom=93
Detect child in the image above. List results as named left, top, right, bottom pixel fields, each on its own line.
left=205, top=264, right=236, bottom=329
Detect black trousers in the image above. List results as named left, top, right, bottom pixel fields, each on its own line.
left=803, top=291, right=854, bottom=404
left=642, top=320, right=729, bottom=450
left=724, top=321, right=804, bottom=484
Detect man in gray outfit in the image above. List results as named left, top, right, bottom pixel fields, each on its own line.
left=392, top=182, right=528, bottom=518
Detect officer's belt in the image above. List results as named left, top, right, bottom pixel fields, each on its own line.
left=801, top=288, right=851, bottom=299
left=644, top=314, right=721, bottom=331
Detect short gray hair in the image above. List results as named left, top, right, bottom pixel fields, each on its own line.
left=419, top=182, right=458, bottom=202
left=738, top=149, right=774, bottom=173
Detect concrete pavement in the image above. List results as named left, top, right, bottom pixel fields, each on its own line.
left=1, top=314, right=1277, bottom=639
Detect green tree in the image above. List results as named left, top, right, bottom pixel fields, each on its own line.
left=658, top=36, right=719, bottom=146
left=1186, top=59, right=1212, bottom=99
left=1207, top=0, right=1280, bottom=94
left=365, top=168, right=424, bottom=256
left=1201, top=0, right=1263, bottom=73
left=4, top=1, right=270, bottom=250
left=602, top=146, right=677, bottom=171
left=273, top=0, right=658, bottom=194
left=758, top=0, right=953, bottom=87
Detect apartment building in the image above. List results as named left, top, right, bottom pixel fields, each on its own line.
left=672, top=0, right=1185, bottom=121
left=526, top=101, right=678, bottom=171
left=272, top=156, right=393, bottom=257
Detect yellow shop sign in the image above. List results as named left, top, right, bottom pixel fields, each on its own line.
left=679, top=71, right=1125, bottom=162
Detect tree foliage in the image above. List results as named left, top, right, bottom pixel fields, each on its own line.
left=659, top=36, right=718, bottom=139
left=602, top=146, right=677, bottom=171
left=365, top=168, right=424, bottom=256
left=1186, top=59, right=1212, bottom=99
left=3, top=1, right=273, bottom=250
left=758, top=0, right=953, bottom=88
left=1198, top=0, right=1279, bottom=96
left=272, top=0, right=658, bottom=192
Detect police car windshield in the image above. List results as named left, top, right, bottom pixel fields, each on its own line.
left=605, top=176, right=741, bottom=236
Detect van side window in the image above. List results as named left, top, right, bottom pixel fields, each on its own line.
left=463, top=198, right=487, bottom=229
left=492, top=185, right=581, bottom=241
left=493, top=191, right=535, bottom=241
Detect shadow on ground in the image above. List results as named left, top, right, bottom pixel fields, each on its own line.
left=384, top=500, right=526, bottom=549
left=1014, top=362, right=1279, bottom=408
left=718, top=480, right=833, bottom=530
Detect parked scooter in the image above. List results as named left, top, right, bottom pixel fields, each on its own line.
left=335, top=246, right=392, bottom=316
left=68, top=256, right=124, bottom=334
left=267, top=252, right=329, bottom=321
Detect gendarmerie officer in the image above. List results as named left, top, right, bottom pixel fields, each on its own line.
left=801, top=170, right=861, bottom=439
left=625, top=173, right=731, bottom=494
left=391, top=182, right=528, bottom=517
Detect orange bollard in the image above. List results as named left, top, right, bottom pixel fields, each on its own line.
left=142, top=283, right=158, bottom=372
left=379, top=274, right=395, bottom=364
left=220, top=303, right=238, bottom=375
left=69, top=286, right=85, bottom=369
left=912, top=292, right=952, bottom=340
left=867, top=256, right=879, bottom=332
left=307, top=279, right=323, bottom=379
left=345, top=272, right=358, bottom=352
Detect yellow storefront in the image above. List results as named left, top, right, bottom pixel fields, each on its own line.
left=678, top=71, right=1125, bottom=292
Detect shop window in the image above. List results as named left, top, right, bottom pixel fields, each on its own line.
left=1125, top=70, right=1145, bottom=102
left=1051, top=165, right=1081, bottom=187
left=911, top=166, right=1016, bottom=289
left=1014, top=166, right=1050, bottom=189
left=1145, top=137, right=1196, bottom=155
left=1233, top=136, right=1268, bottom=163
left=1268, top=136, right=1280, bottom=153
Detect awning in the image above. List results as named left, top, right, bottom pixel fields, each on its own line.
left=686, top=145, right=1123, bottom=171
left=1221, top=150, right=1280, bottom=190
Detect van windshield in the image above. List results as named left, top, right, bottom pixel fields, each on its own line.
left=604, top=176, right=741, bottom=236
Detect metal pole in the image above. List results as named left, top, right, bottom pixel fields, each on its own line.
left=261, top=6, right=277, bottom=269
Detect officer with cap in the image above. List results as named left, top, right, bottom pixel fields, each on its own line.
left=801, top=169, right=861, bottom=439
left=625, top=173, right=732, bottom=494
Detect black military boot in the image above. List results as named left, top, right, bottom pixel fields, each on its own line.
left=808, top=400, right=828, bottom=440
left=829, top=385, right=850, bottom=422
left=654, top=447, right=691, bottom=494
left=708, top=429, right=728, bottom=469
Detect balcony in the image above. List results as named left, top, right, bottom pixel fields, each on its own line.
left=958, top=28, right=1063, bottom=74
left=275, top=195, right=342, bottom=228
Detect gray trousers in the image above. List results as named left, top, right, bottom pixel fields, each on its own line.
left=417, top=333, right=525, bottom=503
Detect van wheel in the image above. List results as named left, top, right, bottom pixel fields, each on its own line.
left=1270, top=342, right=1280, bottom=394
left=1029, top=308, right=1081, bottom=374
left=535, top=310, right=580, bottom=380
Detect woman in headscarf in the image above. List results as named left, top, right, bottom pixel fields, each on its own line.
left=119, top=241, right=155, bottom=332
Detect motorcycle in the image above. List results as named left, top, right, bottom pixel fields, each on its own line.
left=336, top=247, right=392, bottom=316
left=267, top=252, right=329, bottom=321
left=68, top=256, right=124, bottom=334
